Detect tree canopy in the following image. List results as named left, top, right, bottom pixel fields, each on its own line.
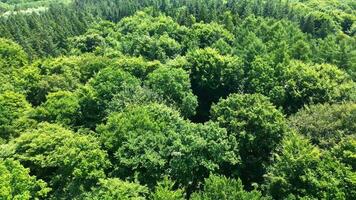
left=0, top=0, right=355, bottom=199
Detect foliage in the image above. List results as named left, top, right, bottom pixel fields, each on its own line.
left=264, top=132, right=355, bottom=200
left=0, top=38, right=28, bottom=67
left=81, top=178, right=148, bottom=200
left=190, top=174, right=267, bottom=200
left=0, top=91, right=34, bottom=143
left=151, top=177, right=185, bottom=200
left=106, top=85, right=162, bottom=114
left=31, top=91, right=81, bottom=127
left=0, top=38, right=29, bottom=93
left=245, top=58, right=356, bottom=113
left=1, top=123, right=109, bottom=199
left=0, top=0, right=355, bottom=199
left=332, top=136, right=356, bottom=170
left=211, top=93, right=289, bottom=185
left=191, top=22, right=234, bottom=50
left=113, top=56, right=161, bottom=80
left=97, top=103, right=238, bottom=189
left=0, top=3, right=92, bottom=59
left=20, top=56, right=82, bottom=106
left=145, top=67, right=198, bottom=118
left=0, top=158, right=50, bottom=200
left=185, top=47, right=244, bottom=121
left=282, top=60, right=355, bottom=113
left=79, top=66, right=141, bottom=126
left=289, top=102, right=356, bottom=149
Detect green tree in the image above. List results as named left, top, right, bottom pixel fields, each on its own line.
left=117, top=10, right=189, bottom=61
left=145, top=67, right=198, bottom=118
left=283, top=61, right=355, bottom=113
left=211, top=93, right=289, bottom=186
left=0, top=38, right=29, bottom=93
left=76, top=54, right=113, bottom=83
left=86, top=66, right=141, bottom=109
left=106, top=85, right=162, bottom=114
left=244, top=55, right=286, bottom=106
left=97, top=103, right=238, bottom=189
left=301, top=11, right=336, bottom=38
left=70, top=32, right=106, bottom=53
left=0, top=158, right=50, bottom=200
left=113, top=56, right=161, bottom=80
left=69, top=20, right=121, bottom=56
left=332, top=136, right=356, bottom=170
left=0, top=91, right=34, bottom=143
left=20, top=56, right=82, bottom=106
left=0, top=37, right=28, bottom=68
left=190, top=174, right=267, bottom=200
left=1, top=123, right=109, bottom=199
left=289, top=102, right=356, bottom=149
left=264, top=133, right=354, bottom=200
left=81, top=178, right=148, bottom=200
left=80, top=66, right=141, bottom=126
left=191, top=22, right=234, bottom=49
left=185, top=48, right=244, bottom=121
left=151, top=177, right=185, bottom=200
left=31, top=91, right=81, bottom=127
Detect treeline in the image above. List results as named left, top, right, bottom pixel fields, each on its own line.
left=0, top=2, right=92, bottom=59
left=0, top=0, right=355, bottom=59
left=0, top=0, right=67, bottom=13
left=75, top=0, right=355, bottom=36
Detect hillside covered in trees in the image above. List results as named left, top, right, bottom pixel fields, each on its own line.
left=0, top=0, right=355, bottom=199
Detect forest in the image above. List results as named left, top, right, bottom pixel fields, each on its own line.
left=0, top=0, right=355, bottom=199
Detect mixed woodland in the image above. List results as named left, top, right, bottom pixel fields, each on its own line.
left=0, top=0, right=355, bottom=199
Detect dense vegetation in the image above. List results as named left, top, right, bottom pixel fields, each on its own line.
left=0, top=0, right=355, bottom=199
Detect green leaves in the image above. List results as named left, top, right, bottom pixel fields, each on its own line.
left=145, top=67, right=198, bottom=118
left=264, top=133, right=354, bottom=199
left=0, top=38, right=28, bottom=68
left=98, top=103, right=238, bottom=188
left=185, top=48, right=244, bottom=120
left=81, top=178, right=148, bottom=200
left=0, top=2, right=355, bottom=199
left=289, top=102, right=356, bottom=149
left=151, top=177, right=185, bottom=200
left=191, top=175, right=266, bottom=200
left=80, top=66, right=141, bottom=125
left=191, top=22, right=234, bottom=50
left=283, top=61, right=355, bottom=113
left=31, top=91, right=81, bottom=127
left=2, top=123, right=110, bottom=199
left=0, top=91, right=34, bottom=143
left=186, top=48, right=244, bottom=98
left=0, top=158, right=50, bottom=200
left=211, top=93, right=288, bottom=185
